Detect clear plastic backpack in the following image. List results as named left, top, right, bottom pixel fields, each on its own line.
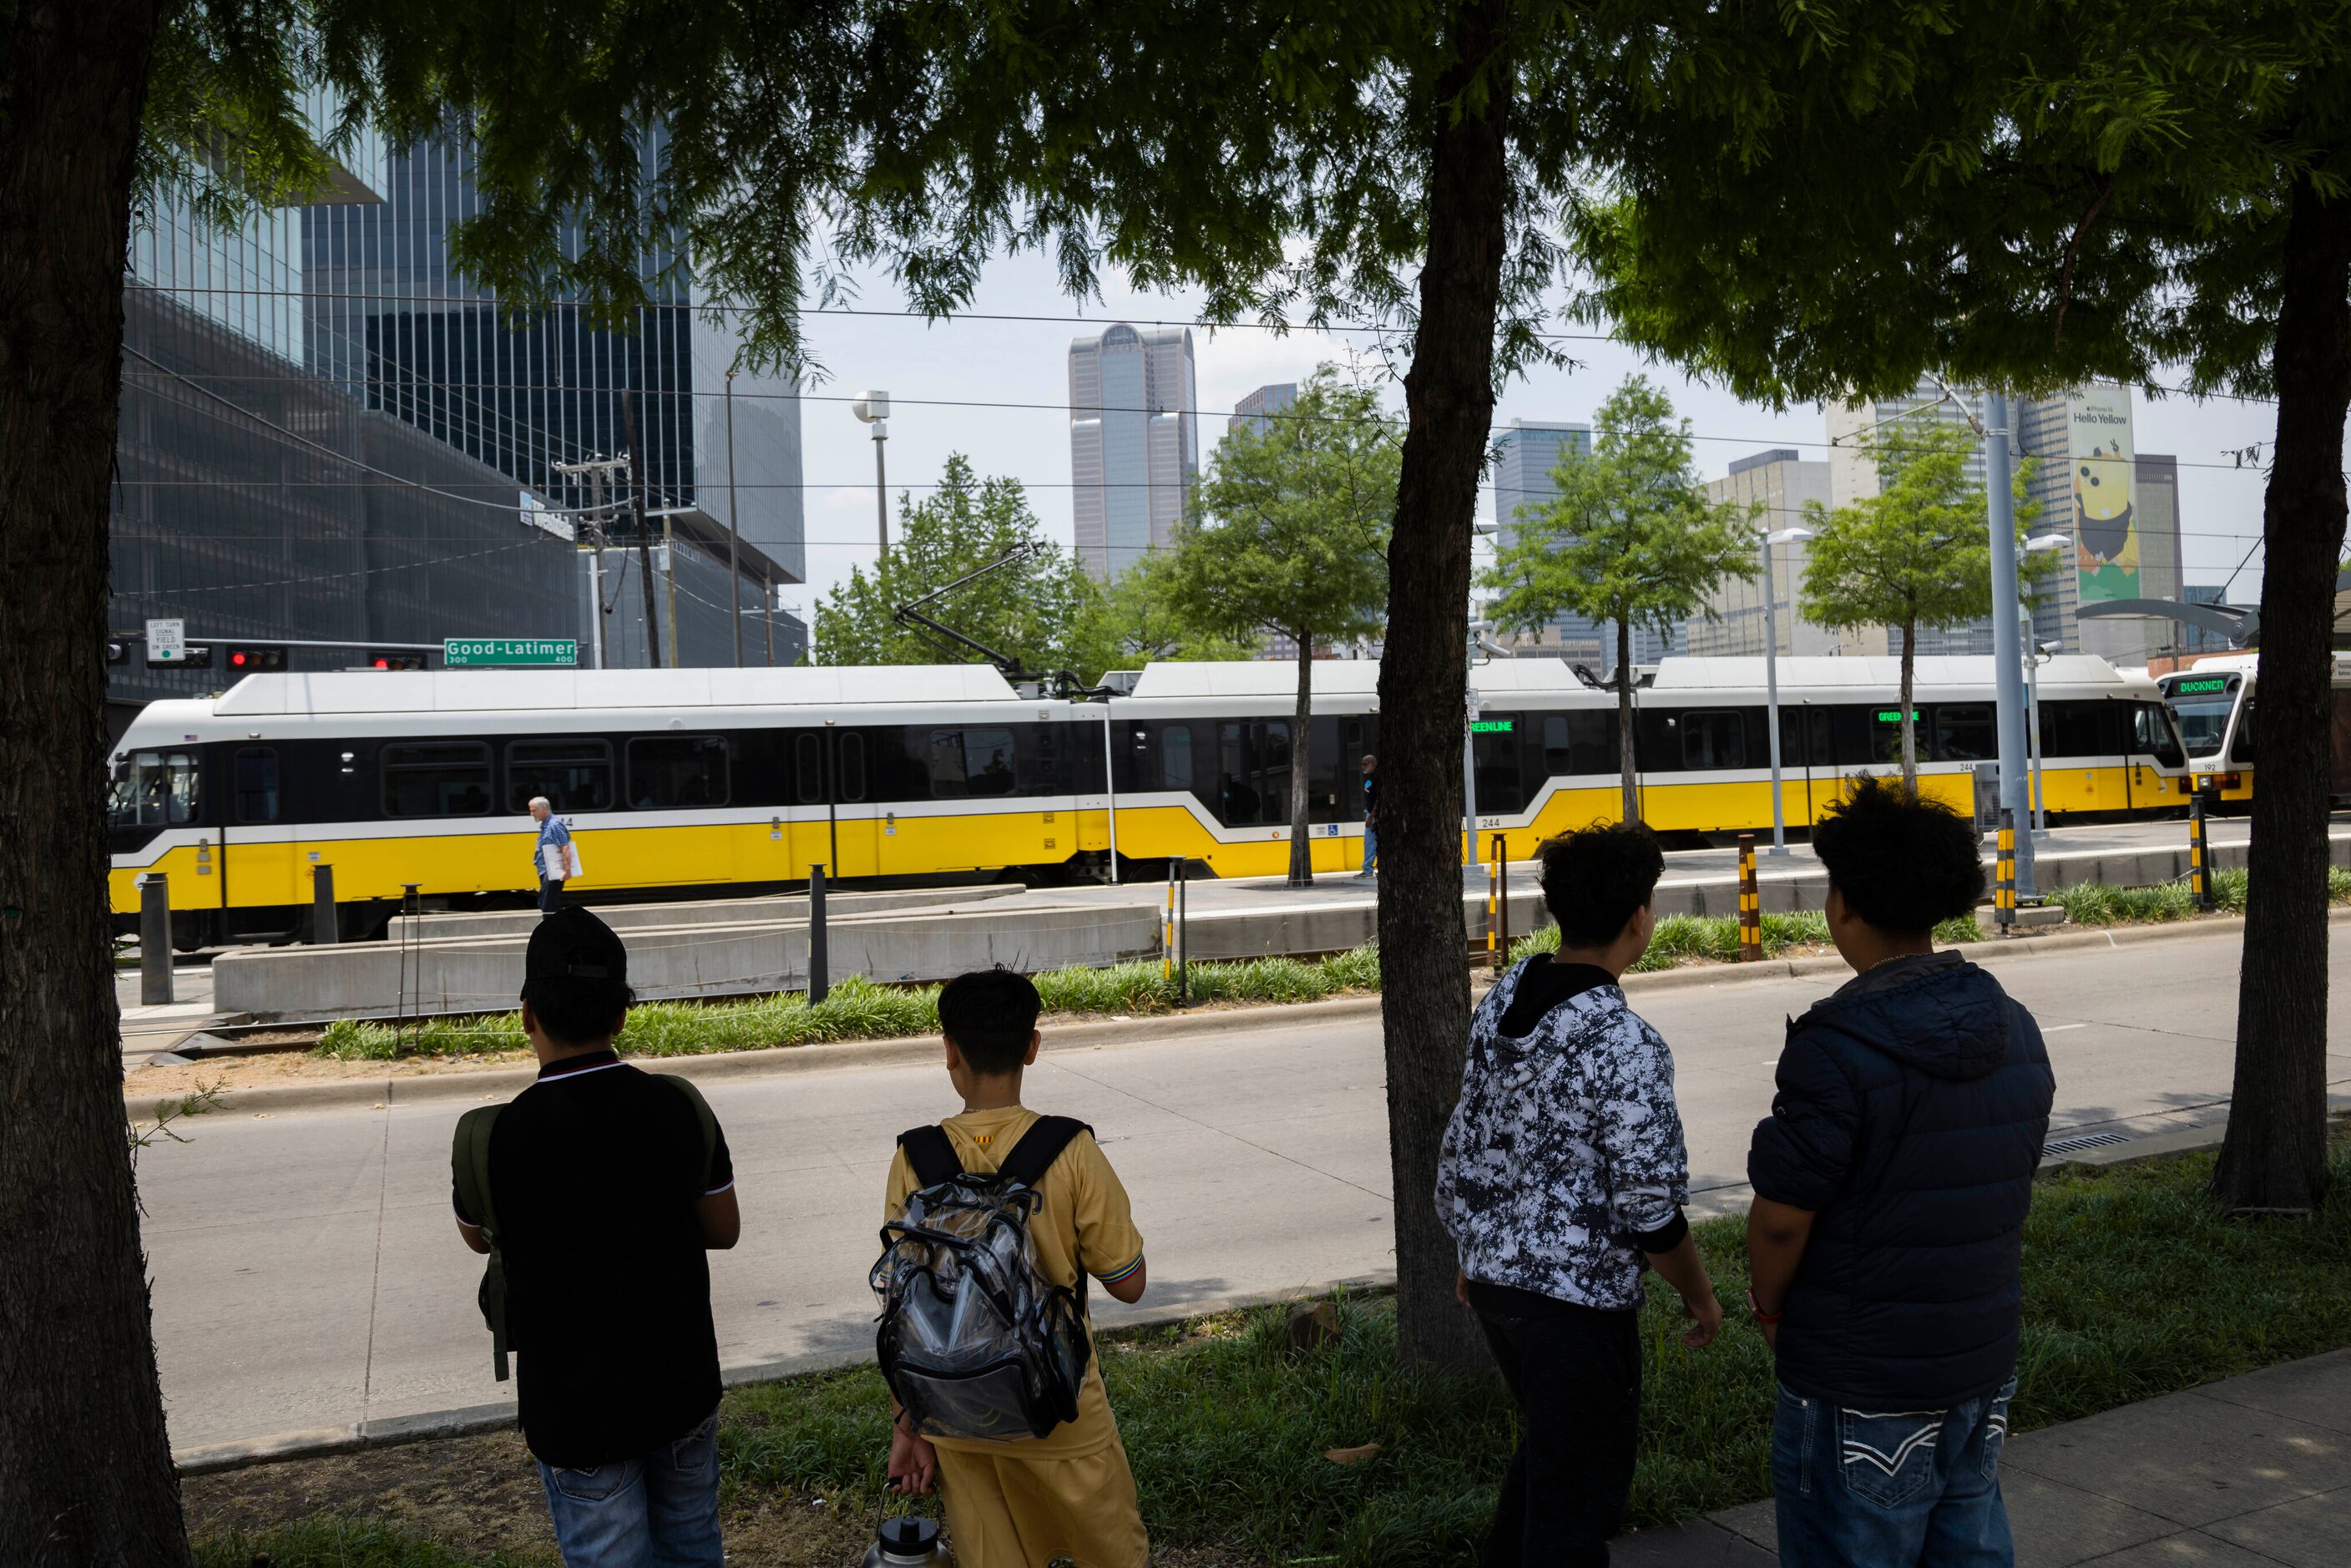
left=871, top=1117, right=1095, bottom=1441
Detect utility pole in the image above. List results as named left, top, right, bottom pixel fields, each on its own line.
left=621, top=391, right=663, bottom=670
left=726, top=371, right=744, bottom=667
left=662, top=508, right=679, bottom=669
left=763, top=569, right=774, bottom=666
left=551, top=452, right=629, bottom=670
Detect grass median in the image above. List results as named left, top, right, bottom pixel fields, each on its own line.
left=190, top=1135, right=2351, bottom=1568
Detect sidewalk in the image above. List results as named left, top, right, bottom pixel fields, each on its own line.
left=1620, top=1348, right=2351, bottom=1565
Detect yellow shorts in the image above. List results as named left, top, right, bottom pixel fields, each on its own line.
left=933, top=1434, right=1150, bottom=1568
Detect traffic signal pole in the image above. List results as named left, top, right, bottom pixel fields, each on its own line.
left=1984, top=390, right=2037, bottom=901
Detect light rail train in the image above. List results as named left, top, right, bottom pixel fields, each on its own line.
left=109, top=655, right=2190, bottom=948
left=2155, top=651, right=2351, bottom=812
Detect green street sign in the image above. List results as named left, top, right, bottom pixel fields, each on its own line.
left=443, top=638, right=579, bottom=668
left=1469, top=718, right=1514, bottom=734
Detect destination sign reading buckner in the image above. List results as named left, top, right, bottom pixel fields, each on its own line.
left=2172, top=676, right=2230, bottom=695
left=442, top=638, right=579, bottom=668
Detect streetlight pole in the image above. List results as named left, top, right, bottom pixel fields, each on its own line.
left=1761, top=524, right=1814, bottom=855
left=1984, top=388, right=2036, bottom=900
left=852, top=391, right=891, bottom=557
left=725, top=371, right=743, bottom=668
left=2021, top=532, right=2075, bottom=837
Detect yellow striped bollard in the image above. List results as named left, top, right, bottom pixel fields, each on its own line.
left=1486, top=852, right=1499, bottom=969
left=1995, top=809, right=2016, bottom=933
left=1737, top=833, right=1762, bottom=962
left=2190, top=794, right=2213, bottom=910
left=1165, top=857, right=1178, bottom=984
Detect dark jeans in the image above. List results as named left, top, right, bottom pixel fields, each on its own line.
left=1473, top=1288, right=1642, bottom=1568
left=539, top=876, right=564, bottom=915
left=1772, top=1374, right=2018, bottom=1567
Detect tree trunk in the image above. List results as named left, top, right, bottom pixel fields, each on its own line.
left=0, top=2, right=193, bottom=1563
left=2213, top=169, right=2351, bottom=1214
left=1616, top=618, right=1639, bottom=822
left=1898, top=620, right=1919, bottom=796
left=1289, top=631, right=1314, bottom=887
left=1377, top=0, right=1511, bottom=1372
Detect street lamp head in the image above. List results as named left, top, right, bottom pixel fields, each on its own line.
left=1765, top=526, right=1816, bottom=544
left=851, top=390, right=890, bottom=424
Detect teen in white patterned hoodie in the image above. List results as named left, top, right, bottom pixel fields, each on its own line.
left=1437, top=822, right=1722, bottom=1568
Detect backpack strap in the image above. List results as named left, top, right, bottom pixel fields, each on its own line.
left=998, top=1115, right=1091, bottom=1191
left=450, top=1105, right=509, bottom=1381
left=897, top=1125, right=964, bottom=1189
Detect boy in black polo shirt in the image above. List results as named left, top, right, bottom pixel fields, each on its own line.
left=453, top=907, right=741, bottom=1568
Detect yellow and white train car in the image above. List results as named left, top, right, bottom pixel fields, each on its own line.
left=109, top=654, right=2191, bottom=945
left=2156, top=651, right=2351, bottom=812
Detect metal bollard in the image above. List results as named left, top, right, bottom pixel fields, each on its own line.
left=807, top=864, right=829, bottom=1005
left=1737, top=834, right=1762, bottom=962
left=1175, top=857, right=1190, bottom=1007
left=1486, top=853, right=1500, bottom=969
left=139, top=875, right=173, bottom=1005
left=1494, top=833, right=1509, bottom=964
left=1995, top=811, right=2016, bottom=934
left=1165, top=858, right=1178, bottom=989
left=311, top=863, right=338, bottom=944
left=2190, top=795, right=2214, bottom=910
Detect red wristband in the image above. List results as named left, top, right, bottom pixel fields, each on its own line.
left=1747, top=1288, right=1784, bottom=1325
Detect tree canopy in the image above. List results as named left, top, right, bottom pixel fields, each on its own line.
left=1480, top=374, right=1755, bottom=820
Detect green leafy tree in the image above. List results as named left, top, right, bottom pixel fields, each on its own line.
left=1061, top=550, right=1260, bottom=685
left=1800, top=418, right=2046, bottom=795
left=1576, top=0, right=2351, bottom=1213
left=813, top=456, right=1092, bottom=678
left=1481, top=376, right=1757, bottom=822
left=1166, top=368, right=1398, bottom=886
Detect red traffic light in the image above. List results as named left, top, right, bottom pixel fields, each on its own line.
left=367, top=651, right=427, bottom=671
left=231, top=651, right=247, bottom=666
left=222, top=645, right=286, bottom=673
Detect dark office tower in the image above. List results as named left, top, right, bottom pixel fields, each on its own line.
left=110, top=112, right=578, bottom=723
left=302, top=132, right=806, bottom=666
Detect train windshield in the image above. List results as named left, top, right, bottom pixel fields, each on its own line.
left=2167, top=693, right=2236, bottom=758
left=108, top=750, right=202, bottom=827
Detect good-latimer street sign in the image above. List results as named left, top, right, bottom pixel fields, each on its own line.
left=442, top=638, right=579, bottom=668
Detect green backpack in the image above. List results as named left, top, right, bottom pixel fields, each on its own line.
left=452, top=1073, right=720, bottom=1381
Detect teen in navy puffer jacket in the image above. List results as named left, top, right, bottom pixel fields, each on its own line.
left=1747, top=779, right=2055, bottom=1568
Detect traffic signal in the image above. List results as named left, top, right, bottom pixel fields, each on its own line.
left=368, top=651, right=427, bottom=670
left=223, top=645, right=289, bottom=673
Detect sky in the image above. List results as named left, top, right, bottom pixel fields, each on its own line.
left=778, top=248, right=2291, bottom=625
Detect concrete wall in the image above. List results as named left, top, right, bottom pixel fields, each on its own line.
left=385, top=883, right=1022, bottom=943
left=217, top=900, right=1160, bottom=1020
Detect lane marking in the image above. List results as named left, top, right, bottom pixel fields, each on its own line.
left=2045, top=1024, right=2091, bottom=1032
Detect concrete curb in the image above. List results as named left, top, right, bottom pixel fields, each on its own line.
left=136, top=911, right=2338, bottom=1119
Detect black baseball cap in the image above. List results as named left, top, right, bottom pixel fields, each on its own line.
left=523, top=905, right=630, bottom=991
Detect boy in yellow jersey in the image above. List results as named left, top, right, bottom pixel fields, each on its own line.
left=881, top=969, right=1150, bottom=1568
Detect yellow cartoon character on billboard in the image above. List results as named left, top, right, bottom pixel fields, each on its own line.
left=2075, top=438, right=2138, bottom=599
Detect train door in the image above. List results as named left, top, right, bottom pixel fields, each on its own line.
left=786, top=729, right=880, bottom=882
left=222, top=746, right=301, bottom=939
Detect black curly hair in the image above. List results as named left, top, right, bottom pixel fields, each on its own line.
left=1538, top=821, right=1666, bottom=948
left=1813, top=776, right=1986, bottom=935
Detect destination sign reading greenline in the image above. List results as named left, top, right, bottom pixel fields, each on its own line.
left=2172, top=676, right=2230, bottom=695
left=1873, top=709, right=1921, bottom=723
left=1469, top=718, right=1514, bottom=734
left=443, top=638, right=578, bottom=668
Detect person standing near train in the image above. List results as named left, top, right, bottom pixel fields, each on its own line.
left=530, top=796, right=574, bottom=917
left=1356, top=755, right=1380, bottom=880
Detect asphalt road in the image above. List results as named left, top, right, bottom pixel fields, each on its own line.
left=139, top=921, right=2351, bottom=1458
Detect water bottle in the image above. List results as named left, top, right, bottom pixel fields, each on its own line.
left=862, top=1514, right=950, bottom=1568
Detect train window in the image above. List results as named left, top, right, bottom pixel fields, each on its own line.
left=1473, top=716, right=1529, bottom=812
left=1162, top=725, right=1195, bottom=790
left=109, top=750, right=202, bottom=827
left=2167, top=680, right=2236, bottom=758
left=235, top=748, right=281, bottom=823
left=505, top=740, right=613, bottom=814
left=2134, top=703, right=2187, bottom=768
left=839, top=735, right=868, bottom=802
left=1678, top=711, right=1747, bottom=771
left=2041, top=700, right=2108, bottom=759
left=627, top=736, right=730, bottom=809
left=2230, top=699, right=2257, bottom=764
left=794, top=734, right=823, bottom=803
left=927, top=728, right=1018, bottom=797
left=1216, top=720, right=1292, bottom=827
left=1540, top=711, right=1614, bottom=776
left=1934, top=705, right=1996, bottom=762
left=382, top=742, right=493, bottom=817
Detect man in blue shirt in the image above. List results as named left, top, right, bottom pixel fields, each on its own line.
left=529, top=796, right=572, bottom=917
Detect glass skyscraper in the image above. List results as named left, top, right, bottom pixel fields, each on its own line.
left=1069, top=324, right=1199, bottom=578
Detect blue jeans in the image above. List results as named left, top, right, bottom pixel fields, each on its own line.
left=1362, top=822, right=1379, bottom=873
left=536, top=1411, right=724, bottom=1568
left=1772, top=1376, right=2017, bottom=1567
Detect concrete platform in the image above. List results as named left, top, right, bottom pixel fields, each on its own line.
left=382, top=882, right=1022, bottom=942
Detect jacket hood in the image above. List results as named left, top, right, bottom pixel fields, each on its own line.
left=1796, top=953, right=2013, bottom=1081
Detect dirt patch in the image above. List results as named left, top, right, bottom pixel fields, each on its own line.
left=181, top=1428, right=1262, bottom=1567
left=126, top=1048, right=537, bottom=1105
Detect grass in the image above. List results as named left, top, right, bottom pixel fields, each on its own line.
left=194, top=1519, right=545, bottom=1568
left=197, top=1141, right=2351, bottom=1568
left=1509, top=908, right=1982, bottom=969
left=2048, top=864, right=2351, bottom=927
